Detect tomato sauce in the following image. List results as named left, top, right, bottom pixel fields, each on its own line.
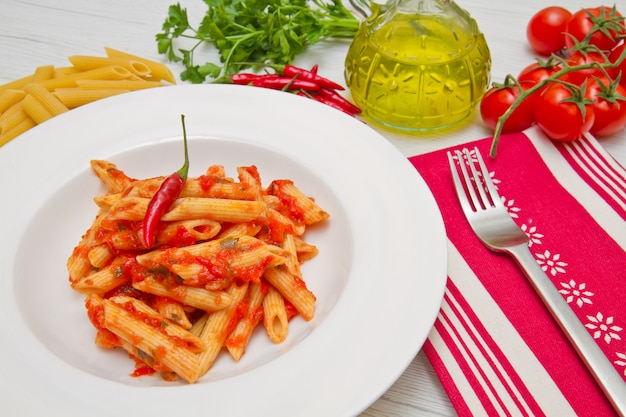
left=269, top=180, right=306, bottom=223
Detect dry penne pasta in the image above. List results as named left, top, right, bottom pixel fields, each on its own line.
left=67, top=55, right=152, bottom=78
left=22, top=83, right=69, bottom=115
left=76, top=79, right=165, bottom=90
left=20, top=94, right=53, bottom=124
left=68, top=160, right=328, bottom=383
left=0, top=89, right=26, bottom=113
left=53, top=88, right=130, bottom=108
left=104, top=47, right=177, bottom=83
left=0, top=48, right=175, bottom=146
left=32, top=64, right=55, bottom=82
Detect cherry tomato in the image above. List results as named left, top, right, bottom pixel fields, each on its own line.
left=566, top=50, right=615, bottom=85
left=534, top=83, right=595, bottom=142
left=585, top=76, right=626, bottom=136
left=526, top=6, right=572, bottom=56
left=564, top=6, right=625, bottom=51
left=518, top=62, right=561, bottom=89
left=609, top=43, right=626, bottom=87
left=480, top=84, right=535, bottom=133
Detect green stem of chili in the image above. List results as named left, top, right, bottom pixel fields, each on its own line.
left=142, top=114, right=190, bottom=248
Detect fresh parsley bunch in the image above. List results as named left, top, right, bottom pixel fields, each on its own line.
left=156, top=0, right=360, bottom=83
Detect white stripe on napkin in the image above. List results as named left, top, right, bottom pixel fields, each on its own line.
left=429, top=241, right=578, bottom=416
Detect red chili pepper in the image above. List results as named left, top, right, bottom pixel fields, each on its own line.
left=281, top=65, right=345, bottom=91
left=317, top=87, right=361, bottom=115
left=142, top=114, right=190, bottom=248
left=297, top=91, right=358, bottom=116
left=251, top=75, right=321, bottom=91
left=231, top=73, right=320, bottom=91
left=231, top=73, right=265, bottom=85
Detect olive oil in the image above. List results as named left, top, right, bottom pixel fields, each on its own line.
left=345, top=1, right=491, bottom=131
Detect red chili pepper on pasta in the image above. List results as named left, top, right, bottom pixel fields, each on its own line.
left=142, top=114, right=190, bottom=248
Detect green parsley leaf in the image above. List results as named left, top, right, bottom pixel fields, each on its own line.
left=155, top=0, right=359, bottom=83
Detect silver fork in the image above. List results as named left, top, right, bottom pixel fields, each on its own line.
left=448, top=147, right=626, bottom=417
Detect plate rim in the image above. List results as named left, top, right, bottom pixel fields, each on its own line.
left=0, top=84, right=447, bottom=417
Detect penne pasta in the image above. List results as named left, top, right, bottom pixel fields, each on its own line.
left=106, top=196, right=267, bottom=223
left=23, top=83, right=69, bottom=116
left=263, top=285, right=289, bottom=343
left=132, top=276, right=233, bottom=312
left=263, top=266, right=316, bottom=321
left=76, top=79, right=164, bottom=90
left=0, top=48, right=176, bottom=146
left=32, top=64, right=55, bottom=82
left=53, top=88, right=130, bottom=109
left=21, top=94, right=53, bottom=124
left=67, top=55, right=152, bottom=78
left=0, top=117, right=35, bottom=146
left=196, top=282, right=249, bottom=376
left=102, top=297, right=203, bottom=383
left=104, top=47, right=177, bottom=83
left=69, top=160, right=328, bottom=382
left=226, top=282, right=265, bottom=360
left=40, top=65, right=131, bottom=90
left=0, top=89, right=26, bottom=113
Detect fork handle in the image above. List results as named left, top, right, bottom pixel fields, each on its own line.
left=509, top=243, right=626, bottom=417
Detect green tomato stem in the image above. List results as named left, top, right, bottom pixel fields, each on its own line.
left=489, top=47, right=626, bottom=159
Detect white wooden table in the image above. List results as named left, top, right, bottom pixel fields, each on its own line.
left=1, top=0, right=624, bottom=415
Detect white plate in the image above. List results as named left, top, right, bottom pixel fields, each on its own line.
left=0, top=84, right=447, bottom=417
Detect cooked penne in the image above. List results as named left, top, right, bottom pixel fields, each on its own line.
left=153, top=297, right=193, bottom=329
left=71, top=256, right=132, bottom=295
left=69, top=160, right=328, bottom=382
left=197, top=282, right=249, bottom=376
left=268, top=180, right=330, bottom=226
left=106, top=196, right=267, bottom=223
left=87, top=244, right=115, bottom=269
left=89, top=160, right=135, bottom=193
left=137, top=235, right=288, bottom=286
left=263, top=266, right=316, bottom=321
left=282, top=233, right=302, bottom=278
left=132, top=277, right=232, bottom=312
left=102, top=297, right=203, bottom=383
left=226, top=282, right=265, bottom=361
left=263, top=285, right=289, bottom=343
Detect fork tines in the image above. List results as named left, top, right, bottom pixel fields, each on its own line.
left=447, top=147, right=501, bottom=213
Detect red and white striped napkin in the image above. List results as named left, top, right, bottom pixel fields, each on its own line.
left=409, top=126, right=626, bottom=417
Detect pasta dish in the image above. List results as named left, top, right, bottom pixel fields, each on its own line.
left=66, top=159, right=329, bottom=383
